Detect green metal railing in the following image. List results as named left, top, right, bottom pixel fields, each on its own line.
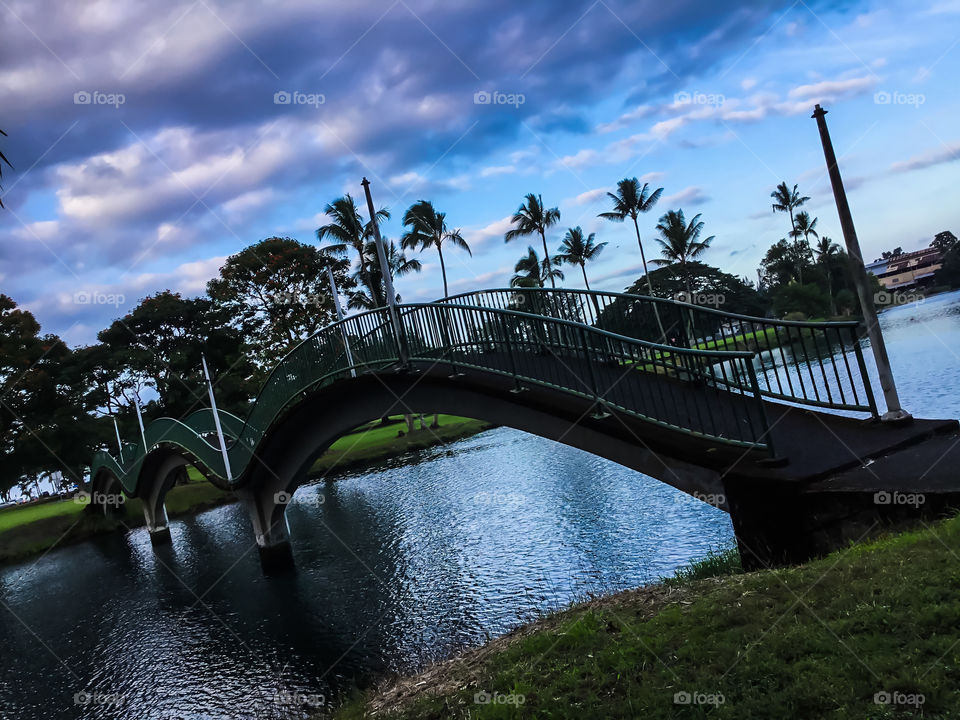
left=440, top=288, right=878, bottom=415
left=93, top=287, right=876, bottom=494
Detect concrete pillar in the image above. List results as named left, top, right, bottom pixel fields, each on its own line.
left=236, top=485, right=295, bottom=574
left=138, top=455, right=187, bottom=546
left=142, top=500, right=171, bottom=546
left=723, top=477, right=811, bottom=570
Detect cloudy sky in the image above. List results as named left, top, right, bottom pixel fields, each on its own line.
left=1, top=0, right=958, bottom=345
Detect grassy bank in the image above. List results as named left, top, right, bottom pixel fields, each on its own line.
left=309, top=415, right=492, bottom=477
left=0, top=415, right=491, bottom=566
left=330, top=515, right=960, bottom=719
left=0, top=480, right=234, bottom=565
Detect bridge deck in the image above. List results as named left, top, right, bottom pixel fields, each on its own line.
left=416, top=350, right=957, bottom=486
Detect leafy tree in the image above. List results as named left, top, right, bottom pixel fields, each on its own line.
left=651, top=210, right=714, bottom=294
left=555, top=227, right=606, bottom=291
left=760, top=238, right=813, bottom=289
left=772, top=283, right=830, bottom=319
left=505, top=194, right=561, bottom=288
left=597, top=262, right=764, bottom=342
left=317, top=195, right=390, bottom=307
left=881, top=247, right=904, bottom=260
left=835, top=288, right=856, bottom=315
left=510, top=246, right=563, bottom=288
left=97, top=291, right=255, bottom=418
left=401, top=200, right=470, bottom=298
left=770, top=181, right=809, bottom=235
left=208, top=237, right=352, bottom=368
left=936, top=246, right=960, bottom=289
left=931, top=231, right=958, bottom=253
left=0, top=295, right=97, bottom=494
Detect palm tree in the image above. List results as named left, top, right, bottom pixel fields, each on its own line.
left=789, top=210, right=819, bottom=283
left=652, top=210, right=715, bottom=295
left=401, top=200, right=471, bottom=298
left=599, top=178, right=664, bottom=291
left=347, top=240, right=421, bottom=309
left=510, top=246, right=563, bottom=288
left=505, top=194, right=561, bottom=288
left=555, top=227, right=607, bottom=291
left=814, top=236, right=841, bottom=316
left=599, top=177, right=666, bottom=341
left=317, top=194, right=390, bottom=307
left=0, top=129, right=11, bottom=209
left=770, top=181, right=809, bottom=235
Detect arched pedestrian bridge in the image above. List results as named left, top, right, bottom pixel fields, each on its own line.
left=89, top=288, right=959, bottom=571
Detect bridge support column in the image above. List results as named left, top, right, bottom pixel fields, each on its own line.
left=142, top=502, right=172, bottom=546
left=236, top=487, right=295, bottom=574
left=724, top=479, right=811, bottom=570
left=139, top=457, right=186, bottom=547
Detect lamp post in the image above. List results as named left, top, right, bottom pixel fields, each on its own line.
left=360, top=176, right=408, bottom=364
left=811, top=104, right=910, bottom=421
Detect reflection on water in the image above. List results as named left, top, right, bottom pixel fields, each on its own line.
left=1, top=429, right=733, bottom=719
left=2, top=290, right=958, bottom=719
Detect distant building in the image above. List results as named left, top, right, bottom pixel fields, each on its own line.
left=865, top=247, right=943, bottom=289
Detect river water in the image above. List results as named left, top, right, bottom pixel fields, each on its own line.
left=2, top=290, right=959, bottom=719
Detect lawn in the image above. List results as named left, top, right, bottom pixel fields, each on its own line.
left=0, top=498, right=85, bottom=533
left=309, top=414, right=491, bottom=476
left=331, top=514, right=960, bottom=719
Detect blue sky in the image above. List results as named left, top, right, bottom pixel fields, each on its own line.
left=1, top=0, right=958, bottom=345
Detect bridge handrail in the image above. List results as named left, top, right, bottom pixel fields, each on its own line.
left=437, top=287, right=861, bottom=328
left=402, top=302, right=758, bottom=360
left=438, top=288, right=878, bottom=416
left=93, top=295, right=781, bottom=492
left=397, top=301, right=773, bottom=451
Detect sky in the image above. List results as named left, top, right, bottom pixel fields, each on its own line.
left=1, top=0, right=958, bottom=346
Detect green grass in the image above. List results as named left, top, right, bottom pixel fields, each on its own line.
left=309, top=415, right=491, bottom=477
left=330, top=516, right=960, bottom=719
left=0, top=498, right=85, bottom=533
left=662, top=545, right=743, bottom=587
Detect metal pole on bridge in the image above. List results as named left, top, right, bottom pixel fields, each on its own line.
left=202, top=354, right=234, bottom=483
left=326, top=265, right=357, bottom=377
left=811, top=104, right=910, bottom=422
left=112, top=415, right=125, bottom=464
left=133, top=399, right=148, bottom=452
left=360, top=176, right=408, bottom=365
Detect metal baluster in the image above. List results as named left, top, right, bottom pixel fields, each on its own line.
left=852, top=327, right=879, bottom=417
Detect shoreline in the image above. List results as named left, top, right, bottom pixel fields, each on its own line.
left=0, top=416, right=492, bottom=568
left=325, top=515, right=960, bottom=719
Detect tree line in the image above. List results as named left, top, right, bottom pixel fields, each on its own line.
left=2, top=163, right=957, bottom=499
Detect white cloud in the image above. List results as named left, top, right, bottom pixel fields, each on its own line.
left=55, top=121, right=302, bottom=227
left=596, top=104, right=654, bottom=133
left=462, top=215, right=514, bottom=250
left=787, top=76, right=875, bottom=99
left=889, top=141, right=960, bottom=173
left=568, top=188, right=608, bottom=206
left=480, top=165, right=516, bottom=177
left=661, top=186, right=710, bottom=206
